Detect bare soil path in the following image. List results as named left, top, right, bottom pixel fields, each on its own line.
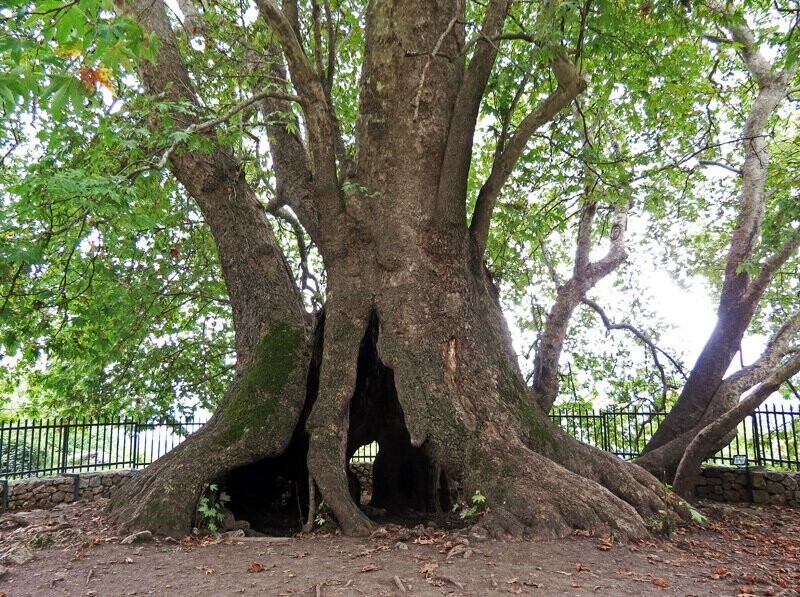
left=0, top=499, right=798, bottom=596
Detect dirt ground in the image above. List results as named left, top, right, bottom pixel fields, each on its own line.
left=0, top=499, right=798, bottom=596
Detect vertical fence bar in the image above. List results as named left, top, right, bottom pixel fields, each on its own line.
left=59, top=420, right=70, bottom=474
left=20, top=419, right=28, bottom=477
left=750, top=413, right=762, bottom=468
left=132, top=420, right=140, bottom=469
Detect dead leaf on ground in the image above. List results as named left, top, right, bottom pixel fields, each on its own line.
left=361, top=564, right=382, bottom=573
left=597, top=538, right=613, bottom=551
left=419, top=562, right=439, bottom=575
left=652, top=577, right=670, bottom=588
left=247, top=562, right=265, bottom=573
left=576, top=564, right=591, bottom=572
left=711, top=566, right=730, bottom=578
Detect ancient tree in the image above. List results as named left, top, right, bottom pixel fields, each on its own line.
left=96, top=0, right=676, bottom=538
left=2, top=0, right=798, bottom=535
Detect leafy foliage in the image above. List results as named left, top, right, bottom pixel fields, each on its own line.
left=1, top=0, right=799, bottom=418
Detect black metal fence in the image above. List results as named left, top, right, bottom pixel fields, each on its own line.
left=0, top=418, right=206, bottom=480
left=550, top=404, right=800, bottom=470
left=1, top=404, right=798, bottom=481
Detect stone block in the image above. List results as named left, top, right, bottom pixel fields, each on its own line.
left=723, top=490, right=742, bottom=502
left=51, top=491, right=64, bottom=503
left=766, top=481, right=784, bottom=494
left=764, top=472, right=784, bottom=482
left=752, top=489, right=770, bottom=504
left=782, top=476, right=797, bottom=491
left=751, top=474, right=766, bottom=489
left=768, top=493, right=787, bottom=505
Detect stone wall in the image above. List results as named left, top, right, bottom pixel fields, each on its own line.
left=695, top=466, right=800, bottom=506
left=1, top=466, right=798, bottom=513
left=1, top=470, right=135, bottom=511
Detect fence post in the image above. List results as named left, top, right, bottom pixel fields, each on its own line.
left=750, top=413, right=763, bottom=468
left=59, top=421, right=70, bottom=474
left=600, top=409, right=611, bottom=453
left=131, top=419, right=140, bottom=470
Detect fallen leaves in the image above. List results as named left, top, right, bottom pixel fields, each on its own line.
left=596, top=538, right=614, bottom=551
left=652, top=577, right=671, bottom=588
left=419, top=562, right=439, bottom=576
left=247, top=562, right=265, bottom=573
left=711, top=566, right=731, bottom=579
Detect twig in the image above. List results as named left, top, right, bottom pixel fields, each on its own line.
left=698, top=159, right=741, bottom=176
left=126, top=89, right=300, bottom=179
left=413, top=16, right=459, bottom=121
left=582, top=298, right=686, bottom=409
left=393, top=576, right=407, bottom=593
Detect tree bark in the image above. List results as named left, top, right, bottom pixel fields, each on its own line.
left=107, top=0, right=680, bottom=539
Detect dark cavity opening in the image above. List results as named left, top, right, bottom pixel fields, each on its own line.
left=347, top=312, right=452, bottom=516
left=223, top=311, right=326, bottom=535
left=223, top=309, right=452, bottom=535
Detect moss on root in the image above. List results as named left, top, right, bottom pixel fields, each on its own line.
left=219, top=322, right=305, bottom=444
left=497, top=359, right=565, bottom=461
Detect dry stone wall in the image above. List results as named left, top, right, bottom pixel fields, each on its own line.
left=694, top=466, right=800, bottom=506
left=1, top=471, right=134, bottom=511
left=0, top=466, right=798, bottom=513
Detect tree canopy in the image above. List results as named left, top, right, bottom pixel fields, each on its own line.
left=1, top=0, right=799, bottom=536
left=2, top=0, right=797, bottom=419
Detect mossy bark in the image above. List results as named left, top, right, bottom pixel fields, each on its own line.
left=107, top=320, right=310, bottom=537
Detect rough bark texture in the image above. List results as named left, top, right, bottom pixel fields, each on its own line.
left=108, top=0, right=680, bottom=539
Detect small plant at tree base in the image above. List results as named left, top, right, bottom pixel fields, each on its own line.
left=452, top=490, right=487, bottom=520
left=663, top=485, right=708, bottom=525
left=197, top=483, right=230, bottom=532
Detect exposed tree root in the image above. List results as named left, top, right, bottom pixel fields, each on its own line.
left=469, top=439, right=668, bottom=539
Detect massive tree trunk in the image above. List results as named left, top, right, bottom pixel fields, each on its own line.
left=107, top=0, right=678, bottom=539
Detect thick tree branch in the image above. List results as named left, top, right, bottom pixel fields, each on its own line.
left=255, top=0, right=340, bottom=201
left=252, top=51, right=320, bottom=242
left=745, top=225, right=800, bottom=302
left=719, top=20, right=797, bottom=305
left=644, top=16, right=799, bottom=459
left=114, top=0, right=307, bottom=367
left=531, top=113, right=632, bottom=412
left=673, top=349, right=800, bottom=499
left=709, top=309, right=800, bottom=406
left=176, top=0, right=204, bottom=35
left=470, top=55, right=587, bottom=255
left=435, top=0, right=511, bottom=227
